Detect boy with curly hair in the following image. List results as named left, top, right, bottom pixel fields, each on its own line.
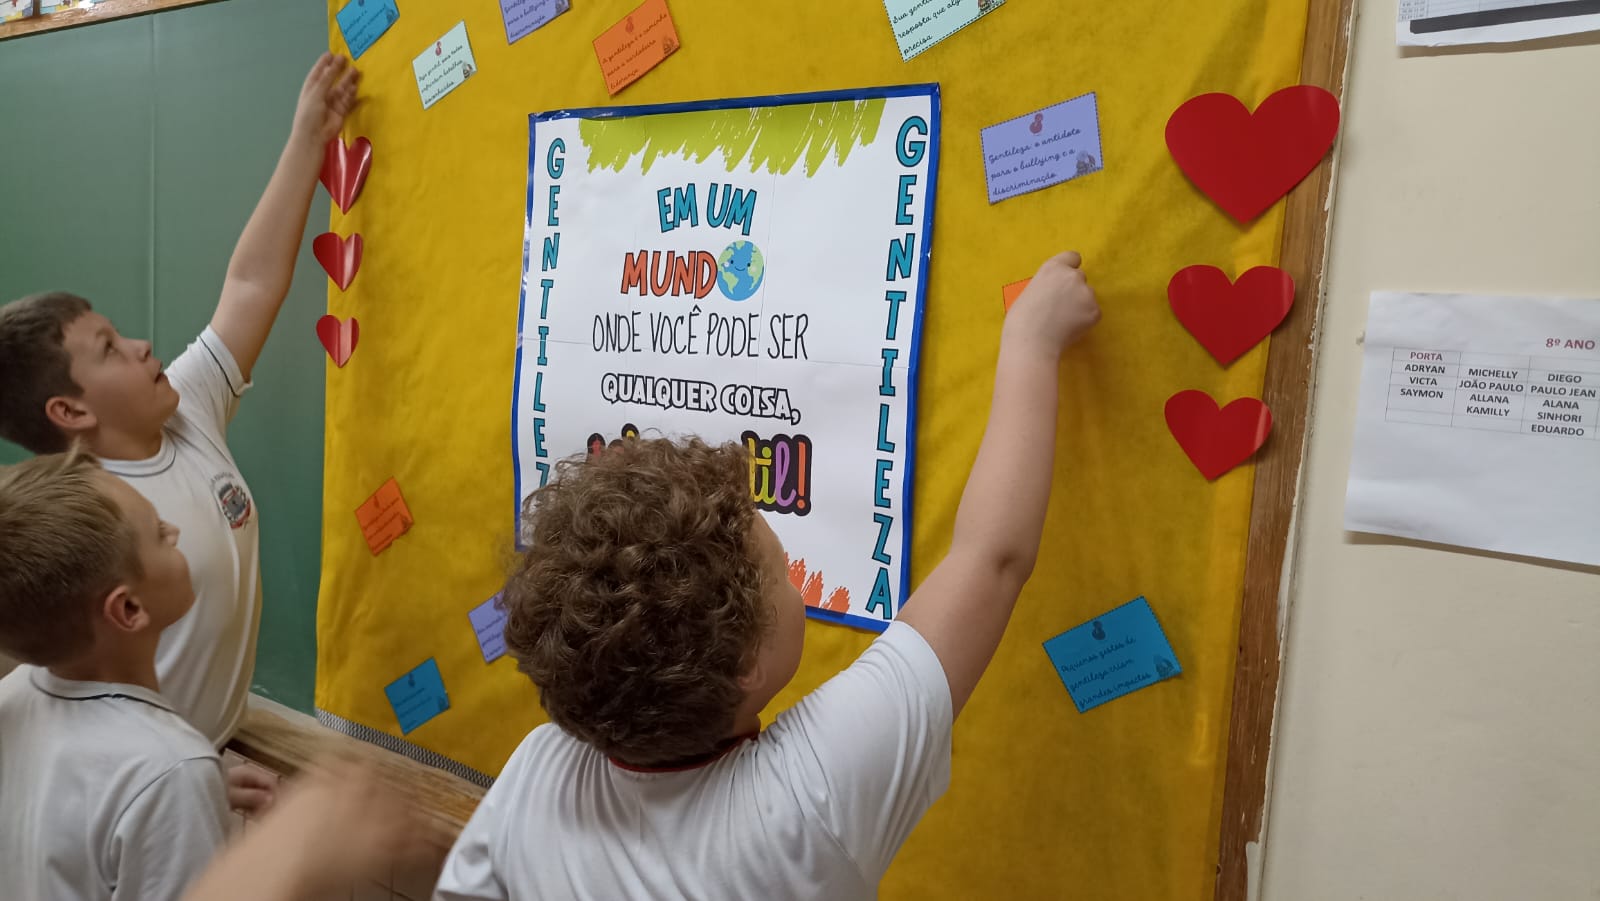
left=437, top=252, right=1100, bottom=900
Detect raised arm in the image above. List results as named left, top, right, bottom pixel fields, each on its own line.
left=897, top=252, right=1100, bottom=716
left=210, top=53, right=359, bottom=380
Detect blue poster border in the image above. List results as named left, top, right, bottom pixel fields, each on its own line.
left=511, top=83, right=940, bottom=633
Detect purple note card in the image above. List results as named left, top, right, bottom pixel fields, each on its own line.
left=469, top=594, right=508, bottom=663
left=500, top=0, right=570, bottom=44
left=980, top=92, right=1103, bottom=204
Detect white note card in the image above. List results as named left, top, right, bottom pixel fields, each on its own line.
left=413, top=21, right=478, bottom=110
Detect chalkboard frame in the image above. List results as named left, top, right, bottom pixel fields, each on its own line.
left=0, top=0, right=220, bottom=40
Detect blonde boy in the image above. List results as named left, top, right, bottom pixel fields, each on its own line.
left=0, top=450, right=229, bottom=900
left=437, top=252, right=1101, bottom=900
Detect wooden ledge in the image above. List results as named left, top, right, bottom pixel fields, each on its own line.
left=0, top=0, right=223, bottom=41
left=228, top=704, right=485, bottom=832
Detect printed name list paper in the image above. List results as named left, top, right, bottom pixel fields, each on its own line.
left=1345, top=292, right=1600, bottom=567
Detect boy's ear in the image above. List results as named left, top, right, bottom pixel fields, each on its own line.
left=44, top=394, right=96, bottom=436
left=100, top=585, right=151, bottom=635
left=736, top=656, right=765, bottom=694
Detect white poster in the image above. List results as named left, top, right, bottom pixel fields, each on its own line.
left=1345, top=292, right=1600, bottom=567
left=513, top=86, right=940, bottom=631
left=1397, top=0, right=1600, bottom=47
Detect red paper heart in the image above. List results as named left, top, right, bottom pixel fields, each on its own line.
left=1165, top=85, right=1339, bottom=222
left=313, top=232, right=363, bottom=291
left=1165, top=390, right=1272, bottom=480
left=319, top=136, right=373, bottom=214
left=1168, top=265, right=1295, bottom=365
left=316, top=315, right=359, bottom=367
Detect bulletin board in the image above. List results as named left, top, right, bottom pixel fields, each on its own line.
left=313, top=2, right=1351, bottom=900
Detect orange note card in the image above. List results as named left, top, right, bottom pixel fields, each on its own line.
left=1002, top=278, right=1031, bottom=312
left=593, top=0, right=680, bottom=96
left=356, top=477, right=414, bottom=556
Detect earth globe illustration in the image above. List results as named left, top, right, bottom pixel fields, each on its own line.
left=716, top=241, right=765, bottom=301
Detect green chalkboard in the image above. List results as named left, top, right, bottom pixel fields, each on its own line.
left=0, top=0, right=329, bottom=712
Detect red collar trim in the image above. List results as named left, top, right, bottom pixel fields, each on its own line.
left=608, top=731, right=759, bottom=773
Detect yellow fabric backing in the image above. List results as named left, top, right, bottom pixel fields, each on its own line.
left=316, top=3, right=1308, bottom=898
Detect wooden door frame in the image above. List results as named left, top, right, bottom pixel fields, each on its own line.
left=1215, top=1, right=1356, bottom=898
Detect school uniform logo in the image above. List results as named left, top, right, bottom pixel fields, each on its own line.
left=211, top=474, right=253, bottom=530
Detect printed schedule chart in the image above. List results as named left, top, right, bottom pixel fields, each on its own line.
left=1386, top=348, right=1600, bottom=439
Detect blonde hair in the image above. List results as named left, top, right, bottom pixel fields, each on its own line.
left=0, top=447, right=141, bottom=665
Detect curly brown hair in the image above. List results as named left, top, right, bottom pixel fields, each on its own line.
left=502, top=437, right=772, bottom=766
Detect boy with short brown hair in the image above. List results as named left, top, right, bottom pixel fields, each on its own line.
left=436, top=251, right=1101, bottom=900
left=0, top=53, right=358, bottom=755
left=0, top=449, right=229, bottom=900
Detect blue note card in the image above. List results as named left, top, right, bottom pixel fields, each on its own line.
left=469, top=594, right=508, bottom=664
left=385, top=658, right=451, bottom=734
left=1043, top=597, right=1181, bottom=713
left=883, top=0, right=1005, bottom=61
left=980, top=92, right=1104, bottom=204
left=336, top=0, right=399, bottom=60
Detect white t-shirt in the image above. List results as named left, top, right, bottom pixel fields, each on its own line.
left=434, top=620, right=954, bottom=901
left=102, top=327, right=260, bottom=746
left=0, top=666, right=229, bottom=900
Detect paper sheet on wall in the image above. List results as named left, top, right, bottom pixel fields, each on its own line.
left=1397, top=0, right=1600, bottom=47
left=512, top=86, right=938, bottom=632
left=1345, top=292, right=1600, bottom=567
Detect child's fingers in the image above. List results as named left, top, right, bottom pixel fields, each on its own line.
left=336, top=74, right=360, bottom=109
left=227, top=765, right=278, bottom=789
left=301, top=52, right=335, bottom=94
left=307, top=54, right=350, bottom=102
left=328, top=67, right=360, bottom=115
left=228, top=786, right=275, bottom=814
left=330, top=92, right=356, bottom=119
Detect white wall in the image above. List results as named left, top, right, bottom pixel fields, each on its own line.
left=1262, top=4, right=1600, bottom=900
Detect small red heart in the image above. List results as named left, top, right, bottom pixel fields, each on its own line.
left=313, top=232, right=363, bottom=291
left=316, top=315, right=359, bottom=367
left=1168, top=265, right=1295, bottom=366
left=319, top=136, right=373, bottom=214
left=1165, top=85, right=1339, bottom=223
left=1165, top=390, right=1272, bottom=480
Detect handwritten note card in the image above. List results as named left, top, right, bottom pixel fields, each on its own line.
left=384, top=658, right=451, bottom=734
left=1042, top=597, right=1181, bottom=713
left=469, top=595, right=509, bottom=663
left=335, top=0, right=399, bottom=59
left=593, top=0, right=680, bottom=95
left=413, top=21, right=478, bottom=110
left=500, top=0, right=569, bottom=44
left=981, top=92, right=1103, bottom=204
left=355, top=477, right=414, bottom=556
left=884, top=0, right=1005, bottom=60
